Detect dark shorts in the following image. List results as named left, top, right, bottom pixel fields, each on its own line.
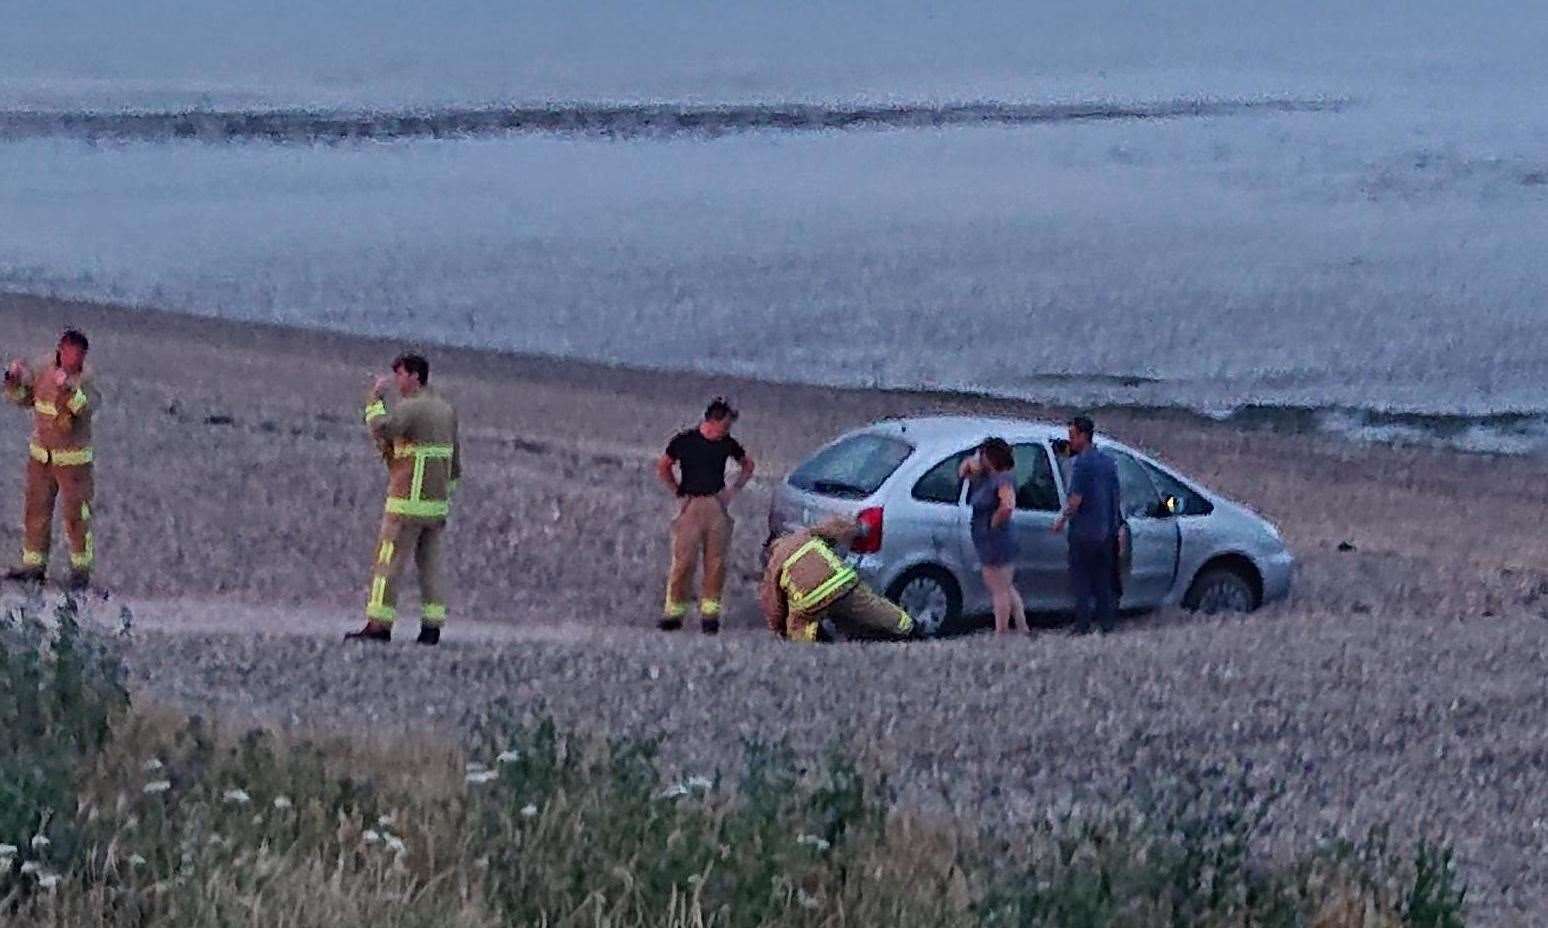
left=972, top=527, right=1020, bottom=568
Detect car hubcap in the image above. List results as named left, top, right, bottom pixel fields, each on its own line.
left=1198, top=578, right=1254, bottom=614
left=898, top=577, right=950, bottom=635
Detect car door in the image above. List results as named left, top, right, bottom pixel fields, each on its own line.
left=1106, top=448, right=1181, bottom=608
left=1007, top=441, right=1072, bottom=611
left=905, top=447, right=975, bottom=572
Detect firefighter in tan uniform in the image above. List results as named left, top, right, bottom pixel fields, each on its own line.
left=3, top=329, right=98, bottom=590
left=346, top=353, right=461, bottom=645
left=760, top=516, right=917, bottom=643
left=656, top=398, right=754, bottom=634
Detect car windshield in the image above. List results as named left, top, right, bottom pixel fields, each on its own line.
left=788, top=433, right=913, bottom=499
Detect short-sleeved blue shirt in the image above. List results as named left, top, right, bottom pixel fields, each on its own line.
left=1069, top=447, right=1121, bottom=543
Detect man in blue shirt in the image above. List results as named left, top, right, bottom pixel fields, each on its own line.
left=1052, top=416, right=1122, bottom=634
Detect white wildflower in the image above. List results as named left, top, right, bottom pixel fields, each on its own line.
left=362, top=830, right=382, bottom=845
left=21, top=861, right=42, bottom=875
left=384, top=835, right=407, bottom=854
left=38, top=873, right=61, bottom=890
left=520, top=804, right=539, bottom=818
left=686, top=776, right=713, bottom=792
left=466, top=769, right=498, bottom=785
left=128, top=854, right=147, bottom=867
left=797, top=889, right=821, bottom=910
left=222, top=789, right=251, bottom=805
left=497, top=750, right=521, bottom=764
left=30, top=834, right=51, bottom=851
left=377, top=814, right=395, bottom=827
left=272, top=796, right=293, bottom=810
left=464, top=762, right=488, bottom=773
left=0, top=844, right=17, bottom=858
left=142, top=759, right=163, bottom=772
left=797, top=834, right=831, bottom=852
left=143, top=780, right=172, bottom=794
left=657, top=783, right=690, bottom=800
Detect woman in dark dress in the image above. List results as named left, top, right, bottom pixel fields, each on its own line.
left=959, top=437, right=1027, bottom=635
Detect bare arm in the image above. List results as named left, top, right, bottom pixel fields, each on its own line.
left=1052, top=492, right=1082, bottom=533
left=992, top=481, right=1016, bottom=529
left=733, top=455, right=755, bottom=491
left=656, top=454, right=680, bottom=497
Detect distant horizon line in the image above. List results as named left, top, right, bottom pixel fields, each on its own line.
left=0, top=96, right=1346, bottom=144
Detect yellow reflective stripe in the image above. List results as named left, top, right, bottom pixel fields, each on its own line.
left=67, top=389, right=89, bottom=414
left=29, top=445, right=94, bottom=466
left=793, top=622, right=820, bottom=643
left=411, top=452, right=427, bottom=502
left=364, top=400, right=387, bottom=423
left=392, top=442, right=454, bottom=459
left=423, top=603, right=448, bottom=623
left=779, top=539, right=857, bottom=611
left=367, top=576, right=395, bottom=622
left=663, top=599, right=688, bottom=618
left=699, top=599, right=722, bottom=616
left=377, top=540, right=395, bottom=566
left=790, top=569, right=857, bottom=612
left=385, top=498, right=449, bottom=518
left=21, top=550, right=45, bottom=567
left=4, top=385, right=26, bottom=402
left=33, top=401, right=58, bottom=417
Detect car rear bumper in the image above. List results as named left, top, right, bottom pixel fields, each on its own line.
left=1260, top=549, right=1295, bottom=604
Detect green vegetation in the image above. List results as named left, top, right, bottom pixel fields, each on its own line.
left=2, top=596, right=1467, bottom=926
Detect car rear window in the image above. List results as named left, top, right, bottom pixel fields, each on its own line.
left=788, top=433, right=913, bottom=499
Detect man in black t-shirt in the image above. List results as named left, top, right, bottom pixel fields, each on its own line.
left=655, top=397, right=756, bottom=633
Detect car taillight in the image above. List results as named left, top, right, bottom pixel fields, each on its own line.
left=851, top=507, right=884, bottom=554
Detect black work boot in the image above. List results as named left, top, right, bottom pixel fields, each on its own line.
left=344, top=621, right=392, bottom=643
left=416, top=625, right=441, bottom=646
left=65, top=570, right=91, bottom=593
left=657, top=617, right=683, bottom=632
left=700, top=617, right=721, bottom=636
left=4, top=565, right=45, bottom=584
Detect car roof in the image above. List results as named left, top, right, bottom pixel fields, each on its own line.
left=856, top=415, right=1068, bottom=453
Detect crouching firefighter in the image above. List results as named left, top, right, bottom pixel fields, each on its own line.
left=760, top=516, right=916, bottom=643
left=346, top=353, right=461, bottom=645
left=3, top=329, right=99, bottom=590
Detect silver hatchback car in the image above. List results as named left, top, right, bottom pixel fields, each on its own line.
left=766, top=416, right=1293, bottom=637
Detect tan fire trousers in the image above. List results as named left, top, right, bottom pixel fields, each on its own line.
left=664, top=495, right=733, bottom=619
left=365, top=514, right=447, bottom=626
left=22, top=459, right=94, bottom=574
left=790, top=584, right=914, bottom=642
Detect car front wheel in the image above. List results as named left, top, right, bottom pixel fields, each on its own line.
left=1182, top=565, right=1259, bottom=614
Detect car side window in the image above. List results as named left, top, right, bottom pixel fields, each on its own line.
left=1011, top=443, right=1060, bottom=512
left=1142, top=462, right=1214, bottom=516
left=1106, top=449, right=1164, bottom=519
left=911, top=451, right=970, bottom=504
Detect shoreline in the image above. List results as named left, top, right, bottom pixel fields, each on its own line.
left=7, top=289, right=1543, bottom=459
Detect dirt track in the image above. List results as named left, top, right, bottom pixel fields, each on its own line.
left=4, top=293, right=1548, bottom=923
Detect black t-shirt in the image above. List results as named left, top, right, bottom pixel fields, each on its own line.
left=666, top=428, right=746, bottom=497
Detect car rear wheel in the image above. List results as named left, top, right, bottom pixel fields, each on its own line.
left=1183, top=565, right=1259, bottom=614
left=887, top=566, right=961, bottom=638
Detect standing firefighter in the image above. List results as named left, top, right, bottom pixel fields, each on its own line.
left=346, top=353, right=460, bottom=645
left=760, top=516, right=916, bottom=643
left=3, top=329, right=98, bottom=590
left=656, top=397, right=754, bottom=634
